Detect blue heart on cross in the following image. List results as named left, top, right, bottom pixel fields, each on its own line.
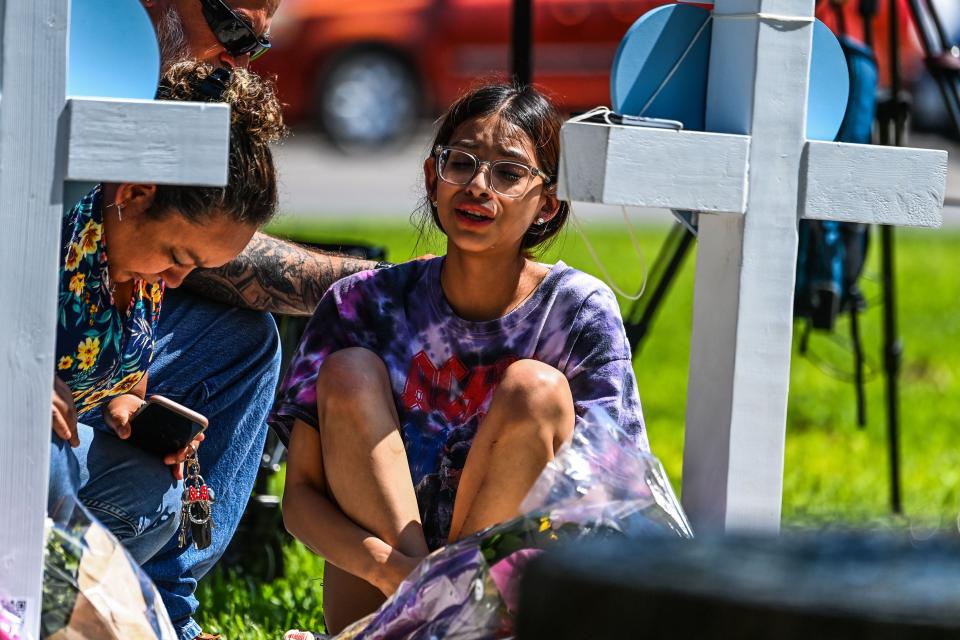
left=68, top=0, right=160, bottom=99
left=611, top=3, right=850, bottom=141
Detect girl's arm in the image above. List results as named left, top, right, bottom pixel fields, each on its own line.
left=283, top=418, right=419, bottom=595
left=564, top=287, right=648, bottom=449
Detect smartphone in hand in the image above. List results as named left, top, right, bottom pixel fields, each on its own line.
left=128, top=395, right=208, bottom=457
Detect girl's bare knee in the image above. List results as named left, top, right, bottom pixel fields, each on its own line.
left=317, top=347, right=387, bottom=388
left=499, top=359, right=572, bottom=412
left=316, top=348, right=390, bottom=402
left=493, top=360, right=574, bottom=443
left=315, top=348, right=393, bottom=436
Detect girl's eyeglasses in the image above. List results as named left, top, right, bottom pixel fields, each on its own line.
left=199, top=0, right=272, bottom=62
left=434, top=146, right=551, bottom=198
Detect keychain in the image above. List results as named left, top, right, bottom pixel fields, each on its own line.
left=178, top=449, right=215, bottom=550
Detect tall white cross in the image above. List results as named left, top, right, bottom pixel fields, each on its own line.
left=559, top=0, right=947, bottom=533
left=0, top=2, right=230, bottom=634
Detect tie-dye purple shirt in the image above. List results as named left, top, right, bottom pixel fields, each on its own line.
left=271, top=256, right=646, bottom=549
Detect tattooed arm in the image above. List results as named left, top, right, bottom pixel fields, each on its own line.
left=184, top=231, right=375, bottom=316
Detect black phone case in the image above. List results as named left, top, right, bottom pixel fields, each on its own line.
left=128, top=402, right=205, bottom=457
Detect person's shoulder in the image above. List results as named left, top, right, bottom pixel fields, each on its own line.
left=547, top=264, right=631, bottom=357
left=328, top=255, right=436, bottom=301
left=548, top=262, right=620, bottom=311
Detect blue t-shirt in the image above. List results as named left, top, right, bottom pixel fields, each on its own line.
left=271, top=256, right=646, bottom=548
left=55, top=187, right=164, bottom=415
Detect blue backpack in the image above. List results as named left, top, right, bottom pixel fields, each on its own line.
left=793, top=36, right=877, bottom=330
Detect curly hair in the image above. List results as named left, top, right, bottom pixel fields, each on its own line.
left=148, top=61, right=287, bottom=227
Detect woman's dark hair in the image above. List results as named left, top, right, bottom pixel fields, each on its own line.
left=149, top=61, right=286, bottom=226
left=420, top=82, right=569, bottom=253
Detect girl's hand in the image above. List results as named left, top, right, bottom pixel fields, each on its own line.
left=163, top=432, right=206, bottom=481
left=104, top=393, right=205, bottom=480
left=373, top=547, right=424, bottom=596
left=52, top=377, right=79, bottom=447
left=103, top=393, right=145, bottom=440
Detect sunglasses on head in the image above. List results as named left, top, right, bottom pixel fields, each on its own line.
left=199, top=0, right=271, bottom=61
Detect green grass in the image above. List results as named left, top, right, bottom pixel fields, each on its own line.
left=197, top=216, right=960, bottom=637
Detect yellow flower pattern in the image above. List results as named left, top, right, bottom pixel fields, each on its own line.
left=78, top=220, right=102, bottom=256
left=64, top=243, right=82, bottom=271
left=75, top=336, right=101, bottom=372
left=112, top=371, right=144, bottom=395
left=77, top=336, right=100, bottom=360
left=56, top=187, right=164, bottom=415
left=68, top=273, right=85, bottom=296
left=82, top=389, right=111, bottom=407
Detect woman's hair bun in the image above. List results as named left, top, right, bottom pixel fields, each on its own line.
left=157, top=60, right=287, bottom=146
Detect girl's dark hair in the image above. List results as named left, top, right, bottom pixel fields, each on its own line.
left=422, top=82, right=569, bottom=253
left=149, top=61, right=286, bottom=226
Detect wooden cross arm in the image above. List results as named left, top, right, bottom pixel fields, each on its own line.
left=559, top=121, right=751, bottom=215
left=65, top=98, right=230, bottom=186
left=800, top=140, right=948, bottom=227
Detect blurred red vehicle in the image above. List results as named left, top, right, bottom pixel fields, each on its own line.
left=255, top=0, right=924, bottom=148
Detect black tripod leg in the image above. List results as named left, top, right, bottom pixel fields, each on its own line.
left=625, top=225, right=696, bottom=354
left=850, top=306, right=867, bottom=428
left=881, top=224, right=903, bottom=514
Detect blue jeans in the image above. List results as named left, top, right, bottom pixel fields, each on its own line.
left=49, top=288, right=281, bottom=640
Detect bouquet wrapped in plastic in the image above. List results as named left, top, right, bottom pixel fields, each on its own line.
left=318, top=408, right=693, bottom=640
left=37, top=497, right=177, bottom=640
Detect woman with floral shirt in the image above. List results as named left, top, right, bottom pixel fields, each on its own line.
left=48, top=60, right=285, bottom=557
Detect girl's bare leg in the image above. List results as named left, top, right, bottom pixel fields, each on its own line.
left=447, top=359, right=575, bottom=542
left=322, top=563, right=389, bottom=634
left=316, top=347, right=429, bottom=633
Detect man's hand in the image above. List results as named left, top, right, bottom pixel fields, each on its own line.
left=52, top=377, right=79, bottom=447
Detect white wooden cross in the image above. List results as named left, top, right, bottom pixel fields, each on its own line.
left=0, top=1, right=230, bottom=634
left=559, top=0, right=947, bottom=534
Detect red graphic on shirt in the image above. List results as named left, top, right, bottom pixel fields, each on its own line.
left=401, top=351, right=517, bottom=422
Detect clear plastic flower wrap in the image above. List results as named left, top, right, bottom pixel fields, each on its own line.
left=37, top=495, right=178, bottom=640
left=315, top=408, right=693, bottom=640
left=0, top=600, right=25, bottom=640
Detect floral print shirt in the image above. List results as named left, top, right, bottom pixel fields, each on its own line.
left=271, top=257, right=646, bottom=549
left=55, top=187, right=164, bottom=415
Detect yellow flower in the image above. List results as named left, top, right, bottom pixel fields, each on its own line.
left=83, top=389, right=111, bottom=406
left=78, top=220, right=102, bottom=256
left=76, top=337, right=100, bottom=368
left=64, top=243, right=83, bottom=271
left=77, top=352, right=96, bottom=371
left=57, top=356, right=74, bottom=370
left=112, top=371, right=144, bottom=394
left=538, top=517, right=551, bottom=533
left=150, top=284, right=163, bottom=305
left=68, top=273, right=85, bottom=296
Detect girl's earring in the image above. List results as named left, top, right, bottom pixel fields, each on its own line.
left=107, top=200, right=124, bottom=221
left=535, top=217, right=545, bottom=225
left=432, top=200, right=438, bottom=208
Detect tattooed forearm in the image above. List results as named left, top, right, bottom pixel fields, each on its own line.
left=184, top=231, right=375, bottom=315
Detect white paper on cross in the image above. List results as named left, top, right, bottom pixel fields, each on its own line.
left=0, top=2, right=230, bottom=633
left=559, top=0, right=947, bottom=534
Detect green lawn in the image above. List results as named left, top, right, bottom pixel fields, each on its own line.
left=197, top=216, right=960, bottom=638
